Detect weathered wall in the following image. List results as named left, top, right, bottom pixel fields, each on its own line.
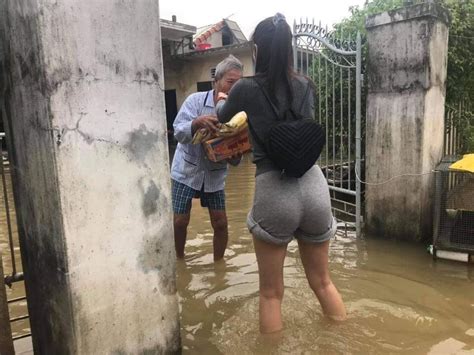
left=163, top=46, right=253, bottom=108
left=206, top=30, right=224, bottom=49
left=0, top=1, right=180, bottom=353
left=365, top=3, right=450, bottom=241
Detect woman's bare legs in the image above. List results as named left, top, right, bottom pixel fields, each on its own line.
left=297, top=240, right=346, bottom=321
left=253, top=236, right=288, bottom=333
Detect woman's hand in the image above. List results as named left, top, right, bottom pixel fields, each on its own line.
left=217, top=92, right=228, bottom=102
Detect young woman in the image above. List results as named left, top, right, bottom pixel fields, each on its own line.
left=216, top=14, right=346, bottom=333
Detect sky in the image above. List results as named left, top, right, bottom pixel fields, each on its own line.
left=159, top=0, right=366, bottom=39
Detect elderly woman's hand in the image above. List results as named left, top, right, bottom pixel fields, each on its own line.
left=191, top=115, right=219, bottom=135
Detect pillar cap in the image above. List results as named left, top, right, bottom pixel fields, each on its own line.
left=366, top=2, right=451, bottom=29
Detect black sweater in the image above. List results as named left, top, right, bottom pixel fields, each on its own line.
left=216, top=75, right=315, bottom=176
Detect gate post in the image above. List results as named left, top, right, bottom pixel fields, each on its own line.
left=0, top=250, right=14, bottom=355
left=0, top=1, right=180, bottom=353
left=364, top=3, right=450, bottom=241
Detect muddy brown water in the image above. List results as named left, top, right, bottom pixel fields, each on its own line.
left=1, top=155, right=473, bottom=354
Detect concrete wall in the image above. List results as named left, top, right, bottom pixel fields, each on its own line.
left=0, top=1, right=180, bottom=353
left=207, top=30, right=224, bottom=49
left=365, top=3, right=450, bottom=241
left=163, top=46, right=253, bottom=108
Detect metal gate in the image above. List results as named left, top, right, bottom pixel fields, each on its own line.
left=293, top=19, right=362, bottom=236
left=1, top=131, right=30, bottom=353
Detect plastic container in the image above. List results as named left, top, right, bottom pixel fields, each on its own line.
left=196, top=43, right=211, bottom=51
left=428, top=245, right=472, bottom=263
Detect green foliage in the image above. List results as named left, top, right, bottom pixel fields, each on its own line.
left=439, top=0, right=474, bottom=106
left=446, top=103, right=474, bottom=153
left=441, top=0, right=474, bottom=153
left=332, top=0, right=474, bottom=153
left=334, top=0, right=404, bottom=36
left=308, top=56, right=357, bottom=161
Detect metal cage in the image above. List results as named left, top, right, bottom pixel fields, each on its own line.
left=433, top=156, right=474, bottom=254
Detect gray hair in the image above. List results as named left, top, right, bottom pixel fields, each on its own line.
left=214, top=55, right=243, bottom=81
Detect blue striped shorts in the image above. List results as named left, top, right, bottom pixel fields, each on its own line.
left=171, top=180, right=225, bottom=214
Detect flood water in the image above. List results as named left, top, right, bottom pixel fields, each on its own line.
left=1, top=155, right=474, bottom=354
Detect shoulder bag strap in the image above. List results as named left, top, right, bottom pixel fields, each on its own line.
left=254, top=78, right=281, bottom=119
left=246, top=78, right=280, bottom=150
left=286, top=79, right=311, bottom=120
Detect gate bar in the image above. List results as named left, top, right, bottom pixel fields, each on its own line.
left=1, top=134, right=18, bottom=276
left=0, top=250, right=15, bottom=355
left=355, top=32, right=362, bottom=237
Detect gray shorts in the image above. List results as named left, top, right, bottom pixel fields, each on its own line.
left=247, top=165, right=336, bottom=245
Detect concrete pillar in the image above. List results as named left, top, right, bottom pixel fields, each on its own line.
left=0, top=1, right=180, bottom=354
left=365, top=3, right=450, bottom=241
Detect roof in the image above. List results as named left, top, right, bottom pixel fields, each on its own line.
left=193, top=19, right=247, bottom=46
left=194, top=20, right=225, bottom=45
left=160, top=19, right=196, bottom=41
left=176, top=42, right=253, bottom=59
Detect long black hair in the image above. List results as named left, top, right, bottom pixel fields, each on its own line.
left=251, top=13, right=294, bottom=105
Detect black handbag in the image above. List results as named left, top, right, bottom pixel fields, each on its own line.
left=249, top=79, right=326, bottom=178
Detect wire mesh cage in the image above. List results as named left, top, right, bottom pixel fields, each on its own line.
left=433, top=156, right=474, bottom=254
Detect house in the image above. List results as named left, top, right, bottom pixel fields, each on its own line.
left=160, top=17, right=254, bottom=133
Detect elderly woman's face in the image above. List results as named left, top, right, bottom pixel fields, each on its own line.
left=214, top=69, right=242, bottom=95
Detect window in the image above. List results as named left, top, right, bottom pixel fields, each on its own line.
left=164, top=90, right=177, bottom=131
left=197, top=81, right=212, bottom=92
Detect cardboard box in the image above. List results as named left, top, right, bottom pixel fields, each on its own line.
left=203, top=129, right=251, bottom=162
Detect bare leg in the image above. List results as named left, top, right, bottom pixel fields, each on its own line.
left=253, top=236, right=287, bottom=333
left=297, top=240, right=346, bottom=321
left=174, top=213, right=191, bottom=259
left=209, top=209, right=228, bottom=261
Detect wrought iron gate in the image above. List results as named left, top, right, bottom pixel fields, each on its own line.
left=293, top=19, right=362, bottom=236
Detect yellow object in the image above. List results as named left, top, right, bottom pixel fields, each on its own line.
left=223, top=111, right=247, bottom=130
left=449, top=153, right=474, bottom=174
left=191, top=111, right=248, bottom=144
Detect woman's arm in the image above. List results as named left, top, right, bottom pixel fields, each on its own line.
left=216, top=79, right=247, bottom=123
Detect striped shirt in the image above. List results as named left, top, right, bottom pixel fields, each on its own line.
left=170, top=90, right=228, bottom=193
